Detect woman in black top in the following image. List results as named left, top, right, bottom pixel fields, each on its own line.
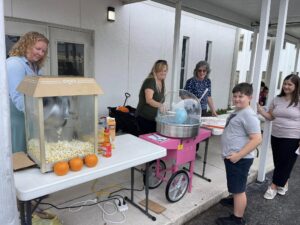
left=136, top=60, right=168, bottom=134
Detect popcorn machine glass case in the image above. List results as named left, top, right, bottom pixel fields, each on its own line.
left=18, top=76, right=103, bottom=173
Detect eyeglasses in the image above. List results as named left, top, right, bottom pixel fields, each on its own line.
left=198, top=69, right=207, bottom=73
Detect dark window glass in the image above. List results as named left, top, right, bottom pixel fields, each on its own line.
left=180, top=37, right=188, bottom=89
left=57, top=42, right=84, bottom=76
left=5, top=35, right=20, bottom=58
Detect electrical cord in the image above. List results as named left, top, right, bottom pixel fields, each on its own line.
left=35, top=196, right=120, bottom=210
left=97, top=201, right=126, bottom=224
left=108, top=186, right=144, bottom=198
left=36, top=197, right=127, bottom=224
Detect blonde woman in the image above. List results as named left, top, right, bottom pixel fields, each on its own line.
left=136, top=60, right=168, bottom=134
left=7, top=31, right=49, bottom=153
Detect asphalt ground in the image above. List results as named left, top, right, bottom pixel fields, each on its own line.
left=185, top=160, right=300, bottom=225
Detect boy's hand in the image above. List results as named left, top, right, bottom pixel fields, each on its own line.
left=226, top=152, right=242, bottom=163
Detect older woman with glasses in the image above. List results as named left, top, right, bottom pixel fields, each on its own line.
left=184, top=60, right=218, bottom=117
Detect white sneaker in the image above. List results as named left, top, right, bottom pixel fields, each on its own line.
left=277, top=184, right=288, bottom=196
left=264, top=187, right=277, bottom=199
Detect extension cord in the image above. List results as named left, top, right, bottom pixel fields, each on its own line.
left=114, top=198, right=128, bottom=212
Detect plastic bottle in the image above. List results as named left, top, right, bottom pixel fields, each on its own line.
left=103, top=127, right=110, bottom=143
left=102, top=142, right=112, bottom=158
left=100, top=127, right=112, bottom=157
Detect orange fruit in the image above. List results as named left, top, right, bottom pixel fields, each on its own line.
left=69, top=157, right=83, bottom=171
left=53, top=161, right=69, bottom=176
left=84, top=154, right=98, bottom=167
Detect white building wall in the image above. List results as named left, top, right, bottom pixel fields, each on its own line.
left=236, top=29, right=269, bottom=83
left=4, top=0, right=236, bottom=115
left=236, top=29, right=299, bottom=94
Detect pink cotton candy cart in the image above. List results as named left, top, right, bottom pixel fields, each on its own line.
left=139, top=128, right=211, bottom=202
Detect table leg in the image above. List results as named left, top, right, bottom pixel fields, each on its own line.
left=125, top=164, right=156, bottom=221
left=19, top=200, right=25, bottom=225
left=19, top=200, right=32, bottom=225
left=131, top=167, right=134, bottom=202
left=190, top=138, right=212, bottom=182
left=25, top=201, right=32, bottom=225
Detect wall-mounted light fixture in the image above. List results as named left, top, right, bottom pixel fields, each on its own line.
left=107, top=7, right=115, bottom=22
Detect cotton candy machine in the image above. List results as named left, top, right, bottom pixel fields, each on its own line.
left=156, top=90, right=201, bottom=138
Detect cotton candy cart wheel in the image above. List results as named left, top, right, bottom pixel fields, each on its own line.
left=165, top=170, right=189, bottom=202
left=143, top=160, right=166, bottom=189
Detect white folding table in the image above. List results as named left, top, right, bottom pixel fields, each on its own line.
left=14, top=134, right=166, bottom=225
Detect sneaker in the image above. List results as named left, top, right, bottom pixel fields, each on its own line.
left=277, top=184, right=288, bottom=196
left=264, top=187, right=277, bottom=199
left=216, top=214, right=246, bottom=225
left=219, top=196, right=234, bottom=207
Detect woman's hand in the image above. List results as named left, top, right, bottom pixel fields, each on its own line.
left=159, top=104, right=167, bottom=113
left=257, top=103, right=264, bottom=114
left=257, top=103, right=274, bottom=121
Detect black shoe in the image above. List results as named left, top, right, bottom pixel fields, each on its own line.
left=219, top=196, right=234, bottom=207
left=215, top=214, right=246, bottom=225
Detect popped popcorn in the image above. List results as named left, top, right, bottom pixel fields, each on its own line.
left=28, top=139, right=95, bottom=163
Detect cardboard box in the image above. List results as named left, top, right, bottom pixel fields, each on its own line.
left=13, top=152, right=36, bottom=171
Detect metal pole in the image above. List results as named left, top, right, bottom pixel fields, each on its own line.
left=249, top=28, right=258, bottom=83
left=228, top=28, right=240, bottom=107
left=257, top=0, right=289, bottom=182
left=0, top=0, right=20, bottom=224
left=250, top=0, right=271, bottom=111
left=170, top=0, right=182, bottom=92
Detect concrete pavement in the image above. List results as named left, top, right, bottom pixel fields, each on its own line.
left=33, top=134, right=275, bottom=225
left=185, top=158, right=300, bottom=225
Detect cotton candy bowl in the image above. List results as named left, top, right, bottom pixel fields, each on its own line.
left=156, top=90, right=201, bottom=138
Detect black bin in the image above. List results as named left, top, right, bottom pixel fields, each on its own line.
left=107, top=105, right=140, bottom=136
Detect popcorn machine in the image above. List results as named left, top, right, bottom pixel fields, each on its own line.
left=18, top=76, right=103, bottom=173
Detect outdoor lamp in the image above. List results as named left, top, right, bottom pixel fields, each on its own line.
left=107, top=7, right=115, bottom=22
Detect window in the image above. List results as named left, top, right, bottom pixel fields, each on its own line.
left=239, top=34, right=244, bottom=51
left=5, top=35, right=20, bottom=58
left=262, top=71, right=266, bottom=81
left=57, top=42, right=84, bottom=76
left=277, top=72, right=282, bottom=89
left=250, top=34, right=254, bottom=51
left=235, top=71, right=240, bottom=85
left=246, top=70, right=251, bottom=83
left=205, top=41, right=212, bottom=63
left=179, top=37, right=189, bottom=89
left=266, top=39, right=271, bottom=50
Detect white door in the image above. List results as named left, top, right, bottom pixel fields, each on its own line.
left=49, top=27, right=94, bottom=77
